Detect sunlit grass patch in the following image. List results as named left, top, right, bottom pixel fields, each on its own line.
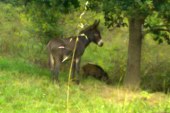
left=0, top=68, right=170, bottom=113
left=0, top=56, right=169, bottom=113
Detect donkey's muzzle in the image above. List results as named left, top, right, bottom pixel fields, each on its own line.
left=98, top=40, right=104, bottom=47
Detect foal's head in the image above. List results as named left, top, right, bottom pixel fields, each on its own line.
left=80, top=20, right=103, bottom=47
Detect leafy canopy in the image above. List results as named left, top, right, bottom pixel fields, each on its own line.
left=101, top=0, right=170, bottom=44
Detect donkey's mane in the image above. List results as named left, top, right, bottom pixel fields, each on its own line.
left=79, top=20, right=99, bottom=34
left=79, top=24, right=93, bottom=34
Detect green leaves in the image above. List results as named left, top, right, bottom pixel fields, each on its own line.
left=24, top=0, right=80, bottom=40
left=102, top=0, right=170, bottom=44
left=88, top=0, right=103, bottom=12
left=145, top=12, right=170, bottom=44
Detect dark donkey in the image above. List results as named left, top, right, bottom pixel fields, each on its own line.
left=47, top=20, right=103, bottom=83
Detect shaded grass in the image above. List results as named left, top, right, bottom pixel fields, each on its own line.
left=0, top=57, right=170, bottom=113
left=0, top=57, right=49, bottom=76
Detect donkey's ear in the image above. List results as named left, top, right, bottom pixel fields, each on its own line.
left=92, top=19, right=100, bottom=29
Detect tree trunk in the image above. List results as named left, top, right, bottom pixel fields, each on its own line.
left=124, top=18, right=144, bottom=89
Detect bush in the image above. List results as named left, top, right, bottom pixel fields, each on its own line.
left=141, top=37, right=170, bottom=93
left=0, top=2, right=47, bottom=65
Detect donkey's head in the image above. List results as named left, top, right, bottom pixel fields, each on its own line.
left=80, top=20, right=103, bottom=47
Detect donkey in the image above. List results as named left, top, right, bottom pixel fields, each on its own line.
left=82, top=63, right=111, bottom=84
left=47, top=20, right=103, bottom=83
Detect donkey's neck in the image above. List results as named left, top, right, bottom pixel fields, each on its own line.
left=78, top=35, right=91, bottom=47
left=79, top=30, right=93, bottom=47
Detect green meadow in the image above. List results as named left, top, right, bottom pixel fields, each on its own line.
left=0, top=57, right=170, bottom=113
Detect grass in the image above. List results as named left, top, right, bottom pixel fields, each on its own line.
left=0, top=57, right=49, bottom=76
left=0, top=57, right=170, bottom=113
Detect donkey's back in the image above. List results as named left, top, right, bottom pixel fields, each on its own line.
left=47, top=37, right=73, bottom=62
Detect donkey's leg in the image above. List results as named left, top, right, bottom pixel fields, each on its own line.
left=71, top=59, right=76, bottom=80
left=75, top=58, right=81, bottom=76
left=53, top=57, right=61, bottom=83
left=49, top=54, right=55, bottom=80
left=70, top=58, right=80, bottom=84
left=75, top=58, right=81, bottom=84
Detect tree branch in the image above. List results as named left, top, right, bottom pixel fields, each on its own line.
left=152, top=28, right=170, bottom=32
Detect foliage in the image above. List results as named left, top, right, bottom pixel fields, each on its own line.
left=0, top=2, right=47, bottom=65
left=103, top=0, right=148, bottom=28
left=102, top=0, right=170, bottom=44
left=144, top=11, right=170, bottom=44
left=1, top=0, right=80, bottom=41
left=87, top=0, right=103, bottom=12
left=24, top=0, right=80, bottom=41
left=0, top=0, right=25, bottom=6
left=141, top=37, right=170, bottom=92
